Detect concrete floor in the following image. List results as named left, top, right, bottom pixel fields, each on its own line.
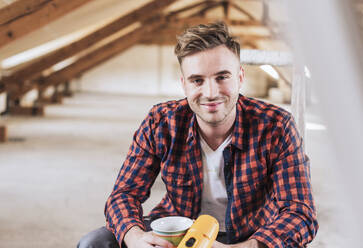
left=0, top=92, right=352, bottom=247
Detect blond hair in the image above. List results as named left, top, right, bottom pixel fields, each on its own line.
left=174, top=22, right=240, bottom=64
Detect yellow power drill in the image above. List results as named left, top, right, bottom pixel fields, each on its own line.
left=177, top=215, right=219, bottom=248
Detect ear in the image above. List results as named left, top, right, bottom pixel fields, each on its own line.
left=238, top=66, right=245, bottom=89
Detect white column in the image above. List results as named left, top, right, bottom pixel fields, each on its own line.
left=291, top=66, right=306, bottom=143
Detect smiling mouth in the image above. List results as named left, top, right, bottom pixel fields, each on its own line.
left=200, top=102, right=223, bottom=111
left=200, top=102, right=223, bottom=106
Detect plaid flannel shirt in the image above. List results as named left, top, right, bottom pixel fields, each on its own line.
left=105, top=95, right=318, bottom=247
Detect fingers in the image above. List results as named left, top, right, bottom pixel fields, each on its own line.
left=125, top=228, right=174, bottom=248
left=143, top=231, right=175, bottom=248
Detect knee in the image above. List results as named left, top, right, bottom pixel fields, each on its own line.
left=77, top=227, right=119, bottom=248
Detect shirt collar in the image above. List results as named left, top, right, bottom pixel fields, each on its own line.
left=230, top=95, right=244, bottom=150
left=187, top=111, right=198, bottom=144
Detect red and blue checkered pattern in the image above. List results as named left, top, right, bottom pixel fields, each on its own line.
left=104, top=95, right=318, bottom=247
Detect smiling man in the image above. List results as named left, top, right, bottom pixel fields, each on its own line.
left=78, top=22, right=318, bottom=248
left=180, top=44, right=243, bottom=151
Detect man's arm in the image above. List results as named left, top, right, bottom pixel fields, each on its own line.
left=104, top=108, right=163, bottom=247
left=248, top=115, right=319, bottom=247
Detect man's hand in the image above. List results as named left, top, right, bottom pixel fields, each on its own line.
left=124, top=226, right=175, bottom=248
left=212, top=239, right=267, bottom=248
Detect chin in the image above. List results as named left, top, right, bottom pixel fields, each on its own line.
left=202, top=115, right=226, bottom=125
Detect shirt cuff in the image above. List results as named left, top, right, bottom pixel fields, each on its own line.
left=249, top=228, right=284, bottom=248
left=107, top=218, right=145, bottom=247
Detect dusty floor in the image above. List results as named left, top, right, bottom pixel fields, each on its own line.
left=0, top=92, right=352, bottom=247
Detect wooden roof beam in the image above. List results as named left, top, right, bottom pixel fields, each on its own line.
left=188, top=1, right=222, bottom=18
left=168, top=1, right=210, bottom=16
left=141, top=30, right=276, bottom=45
left=37, top=16, right=169, bottom=92
left=262, top=0, right=269, bottom=24
left=222, top=1, right=230, bottom=19
left=229, top=2, right=257, bottom=21
left=166, top=17, right=262, bottom=28
left=0, top=0, right=92, bottom=48
left=274, top=67, right=291, bottom=86
left=1, top=0, right=178, bottom=88
left=0, top=0, right=49, bottom=25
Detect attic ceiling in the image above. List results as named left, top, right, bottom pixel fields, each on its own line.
left=1, top=0, right=340, bottom=109
left=0, top=0, right=288, bottom=60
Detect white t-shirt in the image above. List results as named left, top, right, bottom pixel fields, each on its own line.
left=199, top=133, right=232, bottom=232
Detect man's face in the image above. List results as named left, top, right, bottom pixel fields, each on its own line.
left=181, top=45, right=244, bottom=127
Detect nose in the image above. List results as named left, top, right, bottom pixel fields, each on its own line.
left=202, top=79, right=219, bottom=99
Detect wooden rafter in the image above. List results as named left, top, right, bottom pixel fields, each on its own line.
left=222, top=1, right=230, bottom=19
left=262, top=0, right=269, bottom=24
left=165, top=16, right=262, bottom=28
left=229, top=2, right=257, bottom=21
left=0, top=0, right=92, bottom=48
left=0, top=84, right=5, bottom=94
left=142, top=25, right=276, bottom=45
left=189, top=1, right=222, bottom=18
left=274, top=67, right=291, bottom=86
left=6, top=0, right=289, bottom=100
left=0, top=0, right=49, bottom=25
left=12, top=1, right=228, bottom=98
left=1, top=0, right=178, bottom=89
left=168, top=0, right=209, bottom=16
left=10, top=17, right=168, bottom=99
left=36, top=16, right=170, bottom=92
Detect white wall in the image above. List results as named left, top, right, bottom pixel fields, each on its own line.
left=78, top=45, right=185, bottom=97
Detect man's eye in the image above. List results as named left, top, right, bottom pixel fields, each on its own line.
left=192, top=79, right=203, bottom=84
left=216, top=75, right=228, bottom=81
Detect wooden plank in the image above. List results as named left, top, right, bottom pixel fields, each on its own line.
left=262, top=1, right=269, bottom=24
left=274, top=67, right=291, bottom=86
left=0, top=0, right=92, bottom=48
left=168, top=0, right=209, bottom=16
left=222, top=1, right=230, bottom=18
left=188, top=1, right=222, bottom=18
left=0, top=82, right=5, bottom=94
left=0, top=0, right=49, bottom=25
left=142, top=30, right=274, bottom=45
left=38, top=16, right=168, bottom=91
left=0, top=125, right=6, bottom=142
left=1, top=0, right=178, bottom=86
left=229, top=2, right=257, bottom=20
left=7, top=106, right=44, bottom=116
left=62, top=82, right=73, bottom=97
left=11, top=15, right=270, bottom=98
left=227, top=19, right=262, bottom=26
left=37, top=89, right=63, bottom=104
left=166, top=16, right=262, bottom=28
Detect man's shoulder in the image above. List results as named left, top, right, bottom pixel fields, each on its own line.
left=238, top=95, right=291, bottom=123
left=148, top=98, right=191, bottom=121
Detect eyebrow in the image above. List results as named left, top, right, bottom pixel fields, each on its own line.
left=215, top=70, right=232, bottom=76
left=187, top=70, right=232, bottom=81
left=187, top=74, right=202, bottom=81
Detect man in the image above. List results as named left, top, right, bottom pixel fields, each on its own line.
left=78, top=22, right=318, bottom=248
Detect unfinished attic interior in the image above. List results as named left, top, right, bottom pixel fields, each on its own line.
left=1, top=0, right=363, bottom=247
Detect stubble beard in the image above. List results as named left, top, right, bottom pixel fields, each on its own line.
left=192, top=96, right=238, bottom=127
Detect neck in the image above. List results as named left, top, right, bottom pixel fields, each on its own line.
left=197, top=109, right=236, bottom=151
